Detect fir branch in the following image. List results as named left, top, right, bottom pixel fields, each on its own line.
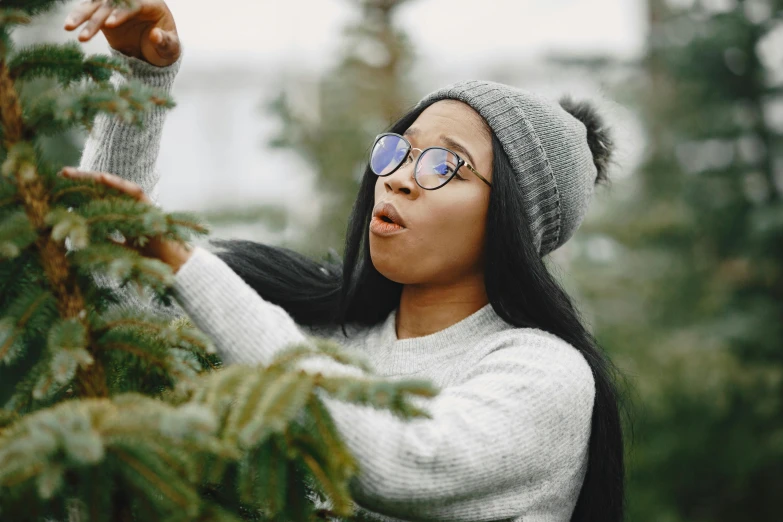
left=75, top=197, right=206, bottom=247
left=72, top=243, right=175, bottom=295
left=0, top=209, right=36, bottom=259
left=50, top=183, right=106, bottom=205
left=0, top=9, right=32, bottom=29
left=0, top=289, right=55, bottom=366
left=94, top=312, right=214, bottom=355
left=23, top=80, right=174, bottom=137
left=0, top=90, right=103, bottom=394
left=0, top=173, right=18, bottom=208
left=112, top=447, right=199, bottom=515
left=8, top=42, right=122, bottom=86
left=315, top=374, right=437, bottom=419
left=99, top=341, right=189, bottom=383
left=305, top=395, right=357, bottom=476
left=0, top=394, right=225, bottom=517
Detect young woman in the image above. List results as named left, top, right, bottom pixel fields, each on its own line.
left=63, top=1, right=626, bottom=521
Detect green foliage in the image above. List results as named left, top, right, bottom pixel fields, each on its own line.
left=24, top=79, right=175, bottom=136
left=0, top=2, right=441, bottom=520
left=10, top=41, right=124, bottom=85
left=565, top=1, right=783, bottom=520
left=0, top=346, right=437, bottom=522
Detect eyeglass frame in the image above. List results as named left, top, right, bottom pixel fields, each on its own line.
left=369, top=132, right=492, bottom=190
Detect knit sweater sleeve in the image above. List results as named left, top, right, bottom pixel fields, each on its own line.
left=172, top=246, right=596, bottom=521
left=77, top=47, right=183, bottom=205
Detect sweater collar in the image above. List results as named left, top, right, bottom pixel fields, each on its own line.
left=372, top=302, right=512, bottom=374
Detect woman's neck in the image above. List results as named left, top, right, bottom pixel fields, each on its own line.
left=395, top=276, right=489, bottom=340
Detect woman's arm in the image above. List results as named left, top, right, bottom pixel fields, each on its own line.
left=172, top=246, right=596, bottom=521
left=78, top=48, right=182, bottom=205
left=68, top=0, right=183, bottom=204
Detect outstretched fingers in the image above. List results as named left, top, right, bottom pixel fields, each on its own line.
left=59, top=167, right=152, bottom=204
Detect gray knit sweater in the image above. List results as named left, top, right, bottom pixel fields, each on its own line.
left=78, top=47, right=595, bottom=522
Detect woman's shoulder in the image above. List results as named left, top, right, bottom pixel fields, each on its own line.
left=477, top=325, right=596, bottom=390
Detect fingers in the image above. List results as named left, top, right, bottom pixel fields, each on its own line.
left=78, top=3, right=114, bottom=42
left=59, top=167, right=151, bottom=204
left=104, top=7, right=137, bottom=28
left=64, top=1, right=139, bottom=42
left=63, top=0, right=103, bottom=31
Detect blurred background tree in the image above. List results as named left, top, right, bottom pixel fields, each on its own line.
left=265, top=0, right=420, bottom=255
left=565, top=0, right=783, bottom=520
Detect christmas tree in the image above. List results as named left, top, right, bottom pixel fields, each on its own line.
left=0, top=2, right=436, bottom=520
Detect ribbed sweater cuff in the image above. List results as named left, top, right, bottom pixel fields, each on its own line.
left=108, top=45, right=183, bottom=91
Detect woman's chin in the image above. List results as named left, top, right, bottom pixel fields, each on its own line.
left=370, top=252, right=412, bottom=284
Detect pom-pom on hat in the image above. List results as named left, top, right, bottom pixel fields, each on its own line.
left=414, top=80, right=614, bottom=257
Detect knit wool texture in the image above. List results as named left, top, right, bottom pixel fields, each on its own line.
left=415, top=80, right=598, bottom=256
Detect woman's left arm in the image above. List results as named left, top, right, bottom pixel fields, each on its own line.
left=172, top=246, right=596, bottom=521
left=78, top=48, right=182, bottom=204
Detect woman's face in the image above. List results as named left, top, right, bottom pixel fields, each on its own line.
left=370, top=100, right=494, bottom=285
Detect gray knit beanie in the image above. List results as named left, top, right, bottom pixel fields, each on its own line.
left=414, top=79, right=613, bottom=257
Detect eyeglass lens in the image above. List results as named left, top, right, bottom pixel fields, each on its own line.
left=370, top=134, right=459, bottom=189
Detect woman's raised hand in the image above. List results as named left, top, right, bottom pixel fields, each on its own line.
left=58, top=167, right=193, bottom=273
left=64, top=0, right=181, bottom=67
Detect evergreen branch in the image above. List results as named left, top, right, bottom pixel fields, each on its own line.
left=309, top=337, right=375, bottom=373
left=100, top=342, right=189, bottom=382
left=37, top=318, right=94, bottom=399
left=235, top=370, right=315, bottom=449
left=0, top=394, right=225, bottom=517
left=8, top=43, right=123, bottom=86
left=265, top=343, right=324, bottom=372
left=0, top=289, right=55, bottom=366
left=0, top=209, right=37, bottom=259
left=74, top=197, right=205, bottom=247
left=23, top=80, right=174, bottom=137
left=0, top=176, right=18, bottom=209
left=112, top=447, right=197, bottom=513
left=72, top=243, right=174, bottom=294
left=0, top=9, right=32, bottom=29
left=315, top=374, right=437, bottom=419
left=248, top=435, right=288, bottom=517
left=297, top=447, right=353, bottom=516
left=96, top=315, right=213, bottom=354
left=50, top=184, right=107, bottom=204
left=305, top=395, right=357, bottom=476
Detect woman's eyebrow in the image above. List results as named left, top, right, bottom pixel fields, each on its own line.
left=404, top=127, right=477, bottom=167
left=441, top=136, right=476, bottom=167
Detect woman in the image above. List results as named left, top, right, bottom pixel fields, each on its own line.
left=63, top=1, right=626, bottom=521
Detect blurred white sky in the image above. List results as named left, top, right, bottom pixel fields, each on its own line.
left=40, top=1, right=645, bottom=68
left=169, top=0, right=646, bottom=68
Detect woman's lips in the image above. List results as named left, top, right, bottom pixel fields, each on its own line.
left=372, top=201, right=406, bottom=227
left=370, top=216, right=406, bottom=236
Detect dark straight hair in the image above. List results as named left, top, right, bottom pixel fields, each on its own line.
left=212, top=100, right=626, bottom=522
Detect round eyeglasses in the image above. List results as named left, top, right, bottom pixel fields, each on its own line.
left=369, top=132, right=492, bottom=190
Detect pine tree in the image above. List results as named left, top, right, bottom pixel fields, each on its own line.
left=565, top=0, right=783, bottom=519
left=267, top=0, right=419, bottom=255
left=0, top=2, right=436, bottom=520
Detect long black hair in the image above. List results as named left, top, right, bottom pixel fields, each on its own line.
left=212, top=100, right=627, bottom=522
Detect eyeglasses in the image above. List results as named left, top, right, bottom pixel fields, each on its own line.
left=369, top=132, right=492, bottom=190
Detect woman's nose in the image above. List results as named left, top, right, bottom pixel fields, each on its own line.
left=385, top=152, right=419, bottom=195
